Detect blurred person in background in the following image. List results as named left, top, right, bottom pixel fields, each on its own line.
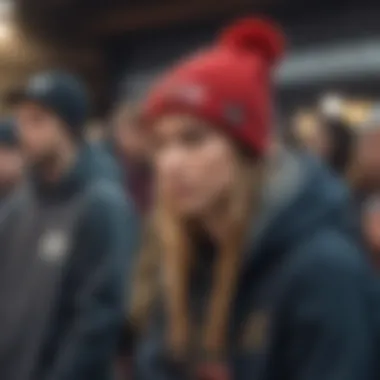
left=0, top=118, right=23, bottom=208
left=290, top=111, right=355, bottom=177
left=317, top=94, right=356, bottom=177
left=289, top=110, right=327, bottom=155
left=108, top=102, right=151, bottom=213
left=127, top=18, right=377, bottom=380
left=323, top=117, right=355, bottom=176
left=314, top=116, right=356, bottom=177
left=0, top=71, right=139, bottom=380
left=362, top=195, right=380, bottom=272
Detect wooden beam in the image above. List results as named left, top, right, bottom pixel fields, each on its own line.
left=91, top=0, right=255, bottom=36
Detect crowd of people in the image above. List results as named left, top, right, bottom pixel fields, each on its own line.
left=289, top=102, right=380, bottom=266
left=0, top=16, right=380, bottom=380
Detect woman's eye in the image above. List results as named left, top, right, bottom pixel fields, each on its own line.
left=181, top=129, right=208, bottom=146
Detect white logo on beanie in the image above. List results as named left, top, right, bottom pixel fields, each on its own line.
left=29, top=75, right=53, bottom=93
left=169, top=84, right=206, bottom=106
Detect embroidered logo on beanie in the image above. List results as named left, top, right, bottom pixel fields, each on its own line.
left=168, top=83, right=207, bottom=106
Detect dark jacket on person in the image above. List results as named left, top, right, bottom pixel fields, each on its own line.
left=133, top=150, right=378, bottom=380
left=86, top=141, right=123, bottom=184
left=0, top=145, right=140, bottom=380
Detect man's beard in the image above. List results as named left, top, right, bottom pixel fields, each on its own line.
left=0, top=178, right=18, bottom=198
left=29, top=149, right=60, bottom=176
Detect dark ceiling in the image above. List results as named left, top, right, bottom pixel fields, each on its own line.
left=14, top=0, right=364, bottom=47
left=14, top=0, right=273, bottom=46
left=10, top=0, right=365, bottom=115
left=14, top=0, right=259, bottom=113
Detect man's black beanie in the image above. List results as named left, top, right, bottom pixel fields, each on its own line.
left=6, top=70, right=89, bottom=138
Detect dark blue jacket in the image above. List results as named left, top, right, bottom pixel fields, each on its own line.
left=0, top=145, right=140, bottom=380
left=85, top=141, right=123, bottom=184
left=134, top=151, right=378, bottom=380
left=39, top=147, right=140, bottom=380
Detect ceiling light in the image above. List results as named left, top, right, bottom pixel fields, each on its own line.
left=0, top=22, right=13, bottom=43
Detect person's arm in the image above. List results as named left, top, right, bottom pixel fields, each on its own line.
left=45, top=183, right=140, bottom=380
left=284, top=238, right=377, bottom=380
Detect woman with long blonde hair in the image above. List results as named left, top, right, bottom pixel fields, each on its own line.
left=128, top=18, right=377, bottom=380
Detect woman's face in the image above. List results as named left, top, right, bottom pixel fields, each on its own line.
left=151, top=114, right=238, bottom=217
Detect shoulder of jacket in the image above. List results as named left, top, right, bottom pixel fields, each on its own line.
left=290, top=228, right=369, bottom=281
left=81, top=178, right=139, bottom=228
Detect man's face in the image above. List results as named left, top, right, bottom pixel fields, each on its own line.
left=15, top=102, right=66, bottom=166
left=0, top=145, right=23, bottom=193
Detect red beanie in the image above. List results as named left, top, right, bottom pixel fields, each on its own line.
left=143, top=18, right=285, bottom=155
